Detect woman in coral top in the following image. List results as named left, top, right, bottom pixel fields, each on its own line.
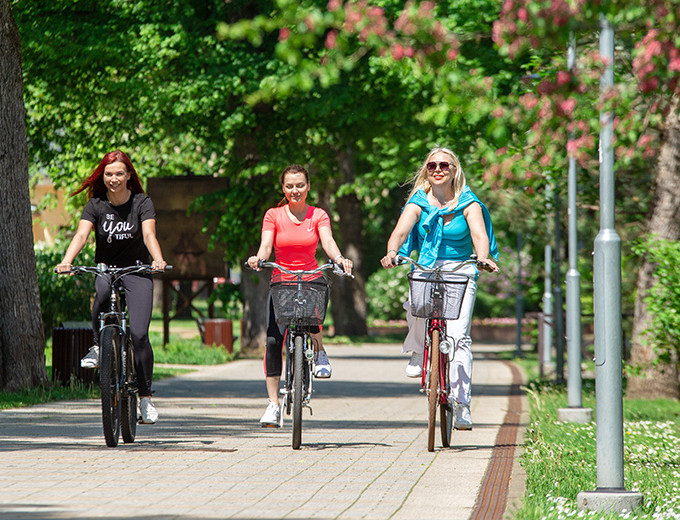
left=247, top=164, right=353, bottom=426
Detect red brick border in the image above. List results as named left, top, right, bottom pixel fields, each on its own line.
left=469, top=361, right=523, bottom=520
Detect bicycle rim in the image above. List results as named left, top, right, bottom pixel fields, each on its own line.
left=100, top=327, right=121, bottom=448
left=440, top=352, right=453, bottom=447
left=427, top=329, right=440, bottom=452
left=121, top=337, right=137, bottom=443
left=292, top=334, right=304, bottom=450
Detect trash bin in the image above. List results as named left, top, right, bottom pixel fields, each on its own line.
left=203, top=319, right=233, bottom=353
left=51, top=323, right=97, bottom=385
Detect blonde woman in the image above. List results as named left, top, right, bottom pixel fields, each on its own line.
left=380, top=147, right=499, bottom=430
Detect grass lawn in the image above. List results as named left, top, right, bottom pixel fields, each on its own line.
left=507, top=351, right=680, bottom=519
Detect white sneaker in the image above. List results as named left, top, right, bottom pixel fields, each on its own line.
left=454, top=402, right=472, bottom=430
left=80, top=345, right=99, bottom=369
left=139, top=397, right=158, bottom=424
left=405, top=351, right=423, bottom=378
left=314, top=350, right=332, bottom=378
left=260, top=400, right=280, bottom=427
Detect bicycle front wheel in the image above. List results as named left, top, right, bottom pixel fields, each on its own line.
left=100, top=327, right=122, bottom=448
left=292, top=334, right=304, bottom=450
left=427, top=329, right=440, bottom=452
left=440, top=352, right=453, bottom=448
left=121, top=337, right=137, bottom=444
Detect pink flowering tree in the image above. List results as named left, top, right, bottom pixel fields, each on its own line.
left=492, top=0, right=680, bottom=398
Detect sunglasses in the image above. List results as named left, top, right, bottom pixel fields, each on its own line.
left=426, top=161, right=452, bottom=172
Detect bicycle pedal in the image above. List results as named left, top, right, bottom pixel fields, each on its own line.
left=261, top=423, right=280, bottom=429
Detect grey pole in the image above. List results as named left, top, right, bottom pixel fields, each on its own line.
left=559, top=36, right=592, bottom=424
left=542, top=245, right=553, bottom=374
left=553, top=187, right=565, bottom=384
left=577, top=16, right=641, bottom=513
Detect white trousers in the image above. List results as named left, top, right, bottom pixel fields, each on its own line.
left=401, top=262, right=477, bottom=405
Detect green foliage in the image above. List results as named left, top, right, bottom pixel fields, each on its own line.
left=35, top=241, right=95, bottom=336
left=208, top=281, right=243, bottom=320
left=365, top=265, right=409, bottom=321
left=633, top=237, right=680, bottom=367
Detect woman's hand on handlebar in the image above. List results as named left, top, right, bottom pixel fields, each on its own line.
left=151, top=258, right=167, bottom=271
left=380, top=250, right=399, bottom=269
left=55, top=262, right=72, bottom=274
left=247, top=256, right=264, bottom=271
left=477, top=257, right=500, bottom=273
left=336, top=256, right=353, bottom=275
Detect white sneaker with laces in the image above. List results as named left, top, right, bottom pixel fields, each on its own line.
left=260, top=400, right=280, bottom=427
left=314, top=350, right=332, bottom=378
left=405, top=351, right=423, bottom=378
left=80, top=345, right=99, bottom=369
left=139, top=397, right=159, bottom=424
left=454, top=402, right=472, bottom=430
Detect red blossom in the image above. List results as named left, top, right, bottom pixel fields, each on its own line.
left=325, top=30, right=337, bottom=49
left=391, top=43, right=404, bottom=60
left=279, top=27, right=290, bottom=41
left=327, top=0, right=342, bottom=11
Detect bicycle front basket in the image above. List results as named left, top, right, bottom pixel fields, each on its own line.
left=408, top=271, right=468, bottom=320
left=270, top=279, right=329, bottom=326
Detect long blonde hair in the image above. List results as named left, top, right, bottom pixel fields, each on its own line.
left=407, top=147, right=466, bottom=209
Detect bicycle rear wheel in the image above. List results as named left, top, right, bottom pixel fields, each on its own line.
left=440, top=353, right=453, bottom=447
left=100, top=327, right=121, bottom=448
left=121, top=336, right=137, bottom=443
left=427, top=330, right=440, bottom=452
left=292, top=334, right=304, bottom=450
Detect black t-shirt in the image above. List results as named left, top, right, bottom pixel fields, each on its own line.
left=81, top=192, right=156, bottom=267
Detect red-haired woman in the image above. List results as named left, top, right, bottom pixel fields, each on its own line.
left=56, top=150, right=167, bottom=424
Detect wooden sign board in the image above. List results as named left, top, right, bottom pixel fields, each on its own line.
left=147, top=176, right=228, bottom=279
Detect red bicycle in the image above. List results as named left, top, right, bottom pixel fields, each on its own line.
left=395, top=254, right=484, bottom=451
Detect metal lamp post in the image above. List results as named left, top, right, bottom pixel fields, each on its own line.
left=577, top=16, right=642, bottom=513
left=558, top=36, right=592, bottom=424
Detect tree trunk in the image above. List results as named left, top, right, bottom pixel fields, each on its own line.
left=330, top=145, right=368, bottom=336
left=626, top=93, right=680, bottom=400
left=0, top=0, right=48, bottom=390
left=239, top=249, right=269, bottom=357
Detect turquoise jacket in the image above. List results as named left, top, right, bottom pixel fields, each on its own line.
left=398, top=186, right=499, bottom=267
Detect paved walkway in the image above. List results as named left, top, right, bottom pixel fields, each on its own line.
left=0, top=342, right=527, bottom=520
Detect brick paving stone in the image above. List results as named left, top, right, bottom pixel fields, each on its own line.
left=0, top=342, right=525, bottom=520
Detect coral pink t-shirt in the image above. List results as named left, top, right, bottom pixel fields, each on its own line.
left=262, top=205, right=331, bottom=279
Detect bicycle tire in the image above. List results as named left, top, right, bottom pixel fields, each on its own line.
left=292, top=334, right=304, bottom=450
left=440, top=352, right=453, bottom=447
left=121, top=336, right=137, bottom=443
left=427, top=329, right=440, bottom=452
left=100, top=327, right=121, bottom=448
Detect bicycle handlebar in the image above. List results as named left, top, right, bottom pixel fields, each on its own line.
left=246, top=259, right=354, bottom=279
left=394, top=254, right=493, bottom=273
left=55, top=263, right=173, bottom=276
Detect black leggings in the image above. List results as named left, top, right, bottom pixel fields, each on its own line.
left=264, top=293, right=319, bottom=377
left=92, top=273, right=154, bottom=396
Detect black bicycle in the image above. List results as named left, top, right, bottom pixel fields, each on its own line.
left=248, top=259, right=352, bottom=449
left=56, top=263, right=171, bottom=447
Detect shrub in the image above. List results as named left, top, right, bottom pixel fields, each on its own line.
left=366, top=266, right=410, bottom=321
left=634, top=237, right=680, bottom=367
left=35, top=241, right=95, bottom=336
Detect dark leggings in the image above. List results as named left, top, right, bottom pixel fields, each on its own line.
left=92, top=273, right=154, bottom=396
left=264, top=294, right=319, bottom=377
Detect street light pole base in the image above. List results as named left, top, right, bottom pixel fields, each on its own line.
left=557, top=407, right=592, bottom=424
left=577, top=489, right=643, bottom=514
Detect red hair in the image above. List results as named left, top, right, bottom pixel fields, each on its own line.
left=72, top=150, right=145, bottom=198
